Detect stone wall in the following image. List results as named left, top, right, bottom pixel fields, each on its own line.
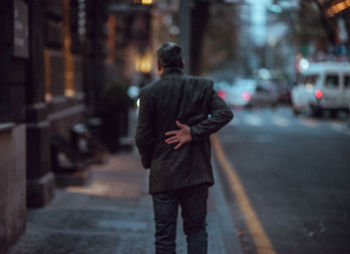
left=0, top=125, right=27, bottom=252
left=26, top=0, right=55, bottom=208
left=0, top=0, right=28, bottom=251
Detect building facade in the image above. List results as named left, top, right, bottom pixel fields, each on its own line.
left=0, top=0, right=131, bottom=251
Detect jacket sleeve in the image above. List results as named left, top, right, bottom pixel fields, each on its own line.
left=135, top=89, right=154, bottom=169
left=190, top=82, right=233, bottom=141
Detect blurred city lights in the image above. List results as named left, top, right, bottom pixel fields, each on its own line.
left=133, top=0, right=153, bottom=5
left=327, top=0, right=350, bottom=16
left=127, top=86, right=140, bottom=100
left=217, top=90, right=227, bottom=100
left=267, top=37, right=277, bottom=47
left=169, top=26, right=180, bottom=36
left=267, top=4, right=282, bottom=13
left=44, top=48, right=52, bottom=102
left=135, top=52, right=153, bottom=73
left=258, top=68, right=271, bottom=80
left=241, top=91, right=251, bottom=102
left=332, top=1, right=347, bottom=13
left=63, top=0, right=75, bottom=98
left=142, top=0, right=153, bottom=4
left=299, top=58, right=310, bottom=71
left=136, top=98, right=140, bottom=108
left=315, top=89, right=323, bottom=99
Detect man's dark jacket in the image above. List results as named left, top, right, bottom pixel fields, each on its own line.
left=135, top=67, right=233, bottom=194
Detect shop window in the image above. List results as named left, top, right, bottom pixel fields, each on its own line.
left=63, top=0, right=75, bottom=97
left=134, top=50, right=153, bottom=74
left=44, top=48, right=52, bottom=101
left=133, top=0, right=153, bottom=5
left=106, top=15, right=116, bottom=64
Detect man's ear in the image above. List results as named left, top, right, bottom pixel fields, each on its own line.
left=181, top=59, right=185, bottom=69
left=157, top=61, right=163, bottom=76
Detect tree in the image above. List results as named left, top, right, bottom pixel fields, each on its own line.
left=307, top=0, right=337, bottom=45
left=295, top=0, right=349, bottom=54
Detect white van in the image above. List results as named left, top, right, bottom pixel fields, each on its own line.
left=291, top=62, right=350, bottom=116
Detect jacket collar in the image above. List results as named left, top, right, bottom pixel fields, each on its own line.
left=161, top=67, right=184, bottom=77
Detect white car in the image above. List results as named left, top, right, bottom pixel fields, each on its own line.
left=215, top=79, right=278, bottom=107
left=224, top=79, right=256, bottom=107
left=291, top=62, right=350, bottom=116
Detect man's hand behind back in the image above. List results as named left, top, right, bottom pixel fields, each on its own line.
left=164, top=121, right=192, bottom=150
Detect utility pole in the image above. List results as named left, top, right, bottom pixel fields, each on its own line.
left=180, top=0, right=191, bottom=74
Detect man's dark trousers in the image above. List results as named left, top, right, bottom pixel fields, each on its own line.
left=152, top=183, right=209, bottom=254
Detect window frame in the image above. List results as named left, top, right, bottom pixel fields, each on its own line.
left=324, top=73, right=339, bottom=88
left=344, top=75, right=350, bottom=89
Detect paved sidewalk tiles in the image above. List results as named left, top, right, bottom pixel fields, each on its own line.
left=8, top=151, right=241, bottom=254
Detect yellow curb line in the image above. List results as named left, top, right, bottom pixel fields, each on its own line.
left=211, top=134, right=277, bottom=254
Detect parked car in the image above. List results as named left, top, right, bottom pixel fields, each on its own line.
left=247, top=82, right=279, bottom=107
left=291, top=62, right=350, bottom=116
left=276, top=82, right=292, bottom=104
left=215, top=79, right=278, bottom=107
left=220, top=79, right=256, bottom=107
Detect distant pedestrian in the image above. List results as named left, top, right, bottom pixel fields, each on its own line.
left=135, top=42, right=233, bottom=254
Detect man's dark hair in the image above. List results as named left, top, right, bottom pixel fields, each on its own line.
left=157, top=42, right=183, bottom=68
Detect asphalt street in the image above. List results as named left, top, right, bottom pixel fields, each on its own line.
left=215, top=106, right=350, bottom=254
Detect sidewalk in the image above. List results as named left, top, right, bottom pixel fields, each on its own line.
left=8, top=147, right=243, bottom=254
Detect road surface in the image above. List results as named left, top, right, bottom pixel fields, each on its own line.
left=214, top=106, right=350, bottom=254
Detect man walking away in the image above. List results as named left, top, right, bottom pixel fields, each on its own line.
left=135, top=42, right=233, bottom=254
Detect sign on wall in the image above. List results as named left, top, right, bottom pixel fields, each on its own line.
left=14, top=0, right=29, bottom=58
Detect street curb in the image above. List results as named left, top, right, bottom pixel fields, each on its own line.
left=212, top=158, right=244, bottom=254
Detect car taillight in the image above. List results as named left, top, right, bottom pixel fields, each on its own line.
left=217, top=90, right=226, bottom=100
left=315, top=89, right=322, bottom=99
left=241, top=91, right=251, bottom=101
